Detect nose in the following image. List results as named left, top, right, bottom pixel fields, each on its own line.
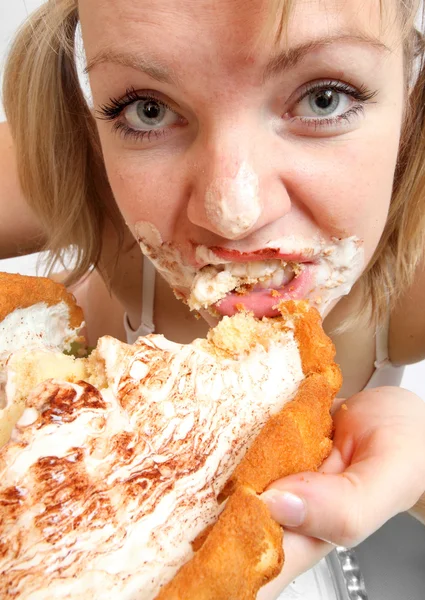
left=186, top=134, right=291, bottom=240
left=203, top=161, right=261, bottom=240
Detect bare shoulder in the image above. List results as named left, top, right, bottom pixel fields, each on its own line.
left=0, top=122, right=45, bottom=258
left=389, top=257, right=425, bottom=365
left=52, top=268, right=127, bottom=347
left=97, top=225, right=144, bottom=335
left=51, top=226, right=143, bottom=346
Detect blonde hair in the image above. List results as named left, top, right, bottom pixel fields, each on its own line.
left=3, top=0, right=425, bottom=323
left=3, top=0, right=123, bottom=285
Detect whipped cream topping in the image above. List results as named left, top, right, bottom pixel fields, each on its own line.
left=0, top=301, right=80, bottom=363
left=0, top=301, right=83, bottom=420
left=0, top=349, right=87, bottom=448
left=135, top=222, right=364, bottom=316
left=0, top=326, right=304, bottom=599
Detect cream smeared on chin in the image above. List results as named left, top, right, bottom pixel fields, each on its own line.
left=134, top=221, right=364, bottom=317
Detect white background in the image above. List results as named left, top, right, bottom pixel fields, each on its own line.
left=0, top=0, right=424, bottom=397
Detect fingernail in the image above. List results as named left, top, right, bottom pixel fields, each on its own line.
left=260, top=489, right=306, bottom=527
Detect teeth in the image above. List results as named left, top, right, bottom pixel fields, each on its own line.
left=249, top=260, right=281, bottom=278
left=224, top=260, right=282, bottom=279
left=258, top=265, right=295, bottom=289
left=224, top=263, right=246, bottom=277
left=190, top=259, right=302, bottom=310
left=272, top=270, right=285, bottom=288
left=222, top=260, right=298, bottom=290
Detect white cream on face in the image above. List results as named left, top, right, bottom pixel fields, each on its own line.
left=204, top=162, right=261, bottom=239
left=134, top=222, right=364, bottom=316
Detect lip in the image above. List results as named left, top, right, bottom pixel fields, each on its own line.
left=196, top=245, right=318, bottom=267
left=213, top=264, right=315, bottom=319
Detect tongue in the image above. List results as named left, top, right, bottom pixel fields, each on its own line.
left=215, top=287, right=290, bottom=318
left=214, top=268, right=313, bottom=318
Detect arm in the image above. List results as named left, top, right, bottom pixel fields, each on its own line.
left=0, top=121, right=46, bottom=258
left=390, top=255, right=425, bottom=364
left=389, top=258, right=425, bottom=523
left=0, top=122, right=126, bottom=344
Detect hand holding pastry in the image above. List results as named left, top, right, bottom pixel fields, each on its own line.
left=259, top=386, right=425, bottom=594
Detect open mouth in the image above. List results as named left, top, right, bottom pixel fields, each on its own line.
left=188, top=259, right=312, bottom=318
left=226, top=260, right=298, bottom=290
left=135, top=222, right=365, bottom=320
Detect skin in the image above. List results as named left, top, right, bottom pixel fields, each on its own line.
left=76, top=0, right=410, bottom=394
left=77, top=0, right=408, bottom=376
left=81, top=0, right=402, bottom=280
left=75, top=0, right=425, bottom=595
left=1, top=0, right=424, bottom=596
left=75, top=0, right=425, bottom=598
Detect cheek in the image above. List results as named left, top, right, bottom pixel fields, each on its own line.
left=101, top=148, right=185, bottom=237
left=296, top=135, right=397, bottom=260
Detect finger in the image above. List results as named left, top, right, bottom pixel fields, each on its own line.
left=261, top=451, right=423, bottom=547
left=318, top=444, right=348, bottom=474
left=261, top=387, right=425, bottom=547
left=257, top=531, right=332, bottom=600
left=330, top=396, right=348, bottom=415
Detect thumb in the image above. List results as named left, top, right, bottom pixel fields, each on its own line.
left=260, top=455, right=416, bottom=547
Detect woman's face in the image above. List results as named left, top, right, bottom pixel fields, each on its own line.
left=80, top=0, right=405, bottom=319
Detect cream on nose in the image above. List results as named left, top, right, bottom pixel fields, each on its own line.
left=204, top=162, right=261, bottom=239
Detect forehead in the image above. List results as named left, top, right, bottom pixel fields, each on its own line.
left=79, top=0, right=400, bottom=79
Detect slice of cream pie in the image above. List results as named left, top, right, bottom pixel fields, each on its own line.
left=0, top=275, right=341, bottom=599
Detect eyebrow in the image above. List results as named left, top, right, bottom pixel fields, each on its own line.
left=263, top=33, right=390, bottom=80
left=84, top=33, right=390, bottom=84
left=85, top=50, right=178, bottom=84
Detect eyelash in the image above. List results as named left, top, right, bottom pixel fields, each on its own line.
left=97, top=81, right=377, bottom=141
left=289, top=80, right=377, bottom=129
left=97, top=88, right=175, bottom=142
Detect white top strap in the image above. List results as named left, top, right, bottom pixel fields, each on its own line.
left=141, top=255, right=156, bottom=334
left=123, top=255, right=156, bottom=344
left=374, top=312, right=391, bottom=370
left=365, top=312, right=405, bottom=389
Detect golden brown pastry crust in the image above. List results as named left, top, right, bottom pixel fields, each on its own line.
left=156, top=301, right=341, bottom=600
left=157, top=487, right=284, bottom=600
left=0, top=272, right=83, bottom=329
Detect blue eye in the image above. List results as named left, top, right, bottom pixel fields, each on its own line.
left=295, top=87, right=351, bottom=119
left=96, top=87, right=184, bottom=141
left=290, top=80, right=377, bottom=123
left=308, top=89, right=344, bottom=116
left=124, top=98, right=179, bottom=131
